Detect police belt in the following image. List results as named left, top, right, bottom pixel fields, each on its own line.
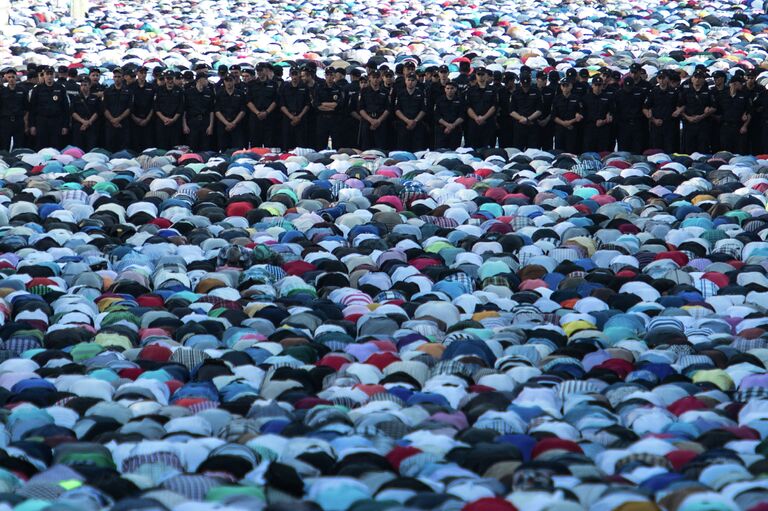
left=367, top=111, right=384, bottom=118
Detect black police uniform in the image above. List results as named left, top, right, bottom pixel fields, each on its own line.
left=614, top=84, right=647, bottom=153
left=184, top=85, right=215, bottom=151
left=552, top=91, right=582, bottom=154
left=644, top=84, right=680, bottom=153
left=393, top=86, right=427, bottom=151
left=130, top=80, right=156, bottom=151
left=358, top=85, right=391, bottom=150
left=102, top=83, right=133, bottom=151
left=344, top=80, right=362, bottom=149
left=246, top=78, right=278, bottom=147
left=465, top=84, right=497, bottom=147
left=313, top=81, right=345, bottom=150
left=497, top=84, right=515, bottom=149
left=0, top=83, right=29, bottom=150
left=153, top=85, right=185, bottom=149
left=29, top=81, right=69, bottom=149
left=581, top=89, right=614, bottom=153
left=215, top=87, right=246, bottom=150
left=679, top=83, right=715, bottom=153
left=278, top=80, right=311, bottom=150
left=509, top=84, right=543, bottom=150
left=433, top=92, right=465, bottom=149
left=746, top=80, right=766, bottom=153
left=70, top=90, right=100, bottom=151
left=538, top=82, right=556, bottom=150
left=717, top=88, right=751, bottom=153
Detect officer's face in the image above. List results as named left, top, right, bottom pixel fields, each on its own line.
left=405, top=76, right=417, bottom=90
left=561, top=83, right=572, bottom=94
left=113, top=73, right=123, bottom=86
left=300, top=70, right=311, bottom=82
left=137, top=70, right=147, bottom=81
left=125, top=74, right=135, bottom=86
left=445, top=85, right=456, bottom=98
left=89, top=72, right=99, bottom=84
left=156, top=76, right=165, bottom=88
left=80, top=81, right=90, bottom=94
left=325, top=73, right=334, bottom=85
left=730, top=80, right=743, bottom=92
left=4, top=73, right=15, bottom=86
left=224, top=79, right=235, bottom=92
left=592, top=82, right=602, bottom=93
left=369, top=75, right=380, bottom=87
left=243, top=73, right=253, bottom=82
left=231, top=70, right=240, bottom=80
left=44, top=71, right=54, bottom=85
left=476, top=71, right=487, bottom=84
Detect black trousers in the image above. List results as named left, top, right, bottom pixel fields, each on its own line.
left=216, top=120, right=245, bottom=151
left=539, top=120, right=554, bottom=150
left=396, top=121, right=426, bottom=152
left=280, top=115, right=307, bottom=150
left=131, top=117, right=153, bottom=151
left=554, top=124, right=581, bottom=154
left=649, top=119, right=679, bottom=154
left=719, top=122, right=745, bottom=154
left=466, top=119, right=495, bottom=148
left=34, top=116, right=65, bottom=150
left=513, top=121, right=539, bottom=150
left=315, top=113, right=340, bottom=150
left=498, top=118, right=514, bottom=149
left=187, top=116, right=212, bottom=152
left=155, top=118, right=181, bottom=149
left=72, top=122, right=99, bottom=151
left=248, top=113, right=274, bottom=148
left=0, top=115, right=26, bottom=150
left=104, top=122, right=129, bottom=152
left=582, top=123, right=612, bottom=153
left=434, top=124, right=462, bottom=149
left=360, top=118, right=388, bottom=150
left=683, top=121, right=710, bottom=154
left=617, top=120, right=644, bottom=153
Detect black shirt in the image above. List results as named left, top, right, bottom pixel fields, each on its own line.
left=184, top=86, right=215, bottom=118
left=581, top=90, right=614, bottom=123
left=29, top=82, right=69, bottom=119
left=0, top=85, right=29, bottom=117
left=71, top=92, right=100, bottom=124
left=358, top=86, right=390, bottom=118
left=552, top=93, right=582, bottom=121
left=247, top=79, right=278, bottom=111
left=103, top=84, right=133, bottom=117
left=718, top=90, right=751, bottom=124
left=434, top=94, right=465, bottom=124
left=131, top=81, right=156, bottom=117
left=314, top=82, right=345, bottom=115
left=465, top=84, right=497, bottom=116
left=394, top=87, right=426, bottom=120
left=509, top=86, right=543, bottom=118
left=644, top=85, right=679, bottom=120
left=154, top=86, right=184, bottom=117
left=215, top=88, right=246, bottom=120
left=679, top=85, right=714, bottom=117
left=614, top=86, right=646, bottom=122
left=279, top=81, right=310, bottom=115
left=539, top=84, right=556, bottom=117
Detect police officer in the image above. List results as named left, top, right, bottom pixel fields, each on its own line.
left=433, top=81, right=465, bottom=149
left=537, top=70, right=558, bottom=150
left=153, top=70, right=185, bottom=149
left=717, top=75, right=751, bottom=153
left=70, top=77, right=100, bottom=151
left=313, top=67, right=344, bottom=150
left=183, top=73, right=215, bottom=151
left=465, top=67, right=497, bottom=148
left=679, top=70, right=716, bottom=153
left=345, top=68, right=363, bottom=149
left=29, top=66, right=69, bottom=149
left=102, top=67, right=133, bottom=151
left=64, top=68, right=81, bottom=105
left=278, top=67, right=311, bottom=150
left=614, top=76, right=647, bottom=153
left=744, top=68, right=764, bottom=153
left=509, top=74, right=543, bottom=150
left=393, top=73, right=427, bottom=151
left=497, top=73, right=516, bottom=149
left=643, top=70, right=680, bottom=153
left=130, top=66, right=155, bottom=151
left=300, top=65, right=320, bottom=148
left=0, top=68, right=29, bottom=150
left=581, top=76, right=614, bottom=153
left=215, top=74, right=246, bottom=150
left=552, top=78, right=583, bottom=154
left=88, top=68, right=105, bottom=98
left=357, top=69, right=391, bottom=150
left=246, top=63, right=278, bottom=148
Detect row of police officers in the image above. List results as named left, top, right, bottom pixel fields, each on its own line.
left=1, top=61, right=767, bottom=154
